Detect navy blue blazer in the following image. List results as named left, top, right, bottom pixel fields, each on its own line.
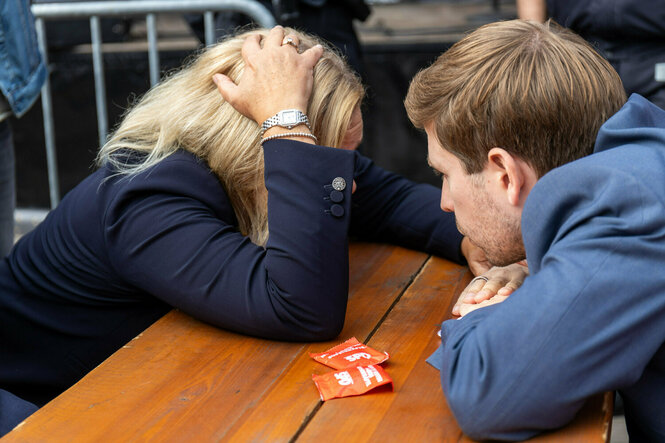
left=0, top=140, right=463, bottom=430
left=433, top=95, right=665, bottom=441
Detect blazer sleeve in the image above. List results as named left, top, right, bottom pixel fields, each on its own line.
left=349, top=153, right=465, bottom=264
left=432, top=160, right=665, bottom=440
left=0, top=389, right=37, bottom=437
left=103, top=141, right=356, bottom=342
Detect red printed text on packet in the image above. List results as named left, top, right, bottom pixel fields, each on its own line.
left=312, top=364, right=393, bottom=401
left=309, top=337, right=389, bottom=370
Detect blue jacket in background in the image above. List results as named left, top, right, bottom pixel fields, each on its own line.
left=0, top=0, right=47, bottom=116
left=435, top=94, right=665, bottom=441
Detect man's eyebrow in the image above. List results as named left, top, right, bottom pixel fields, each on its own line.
left=426, top=156, right=442, bottom=175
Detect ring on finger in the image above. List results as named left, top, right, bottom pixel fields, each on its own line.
left=470, top=276, right=489, bottom=284
left=282, top=36, right=298, bottom=48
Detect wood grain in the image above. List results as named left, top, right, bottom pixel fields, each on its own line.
left=299, top=256, right=613, bottom=443
left=223, top=243, right=427, bottom=442
left=3, top=244, right=613, bottom=442
left=525, top=392, right=613, bottom=443
left=297, top=256, right=471, bottom=442
left=3, top=243, right=428, bottom=442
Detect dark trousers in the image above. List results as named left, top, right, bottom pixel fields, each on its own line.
left=0, top=120, right=15, bottom=257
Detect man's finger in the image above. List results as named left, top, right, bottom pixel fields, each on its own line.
left=459, top=295, right=508, bottom=317
left=460, top=278, right=490, bottom=301
left=468, top=260, right=491, bottom=276
left=496, top=281, right=522, bottom=296
left=468, top=278, right=489, bottom=291
left=453, top=280, right=482, bottom=315
left=466, top=280, right=505, bottom=303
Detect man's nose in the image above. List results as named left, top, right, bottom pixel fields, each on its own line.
left=440, top=188, right=454, bottom=212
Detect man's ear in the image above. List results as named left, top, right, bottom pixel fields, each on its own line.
left=485, top=147, right=532, bottom=207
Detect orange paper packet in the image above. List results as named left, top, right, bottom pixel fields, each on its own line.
left=312, top=365, right=393, bottom=401
left=309, top=337, right=389, bottom=370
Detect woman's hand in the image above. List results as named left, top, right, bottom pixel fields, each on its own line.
left=212, top=26, right=324, bottom=124
left=452, top=262, right=529, bottom=316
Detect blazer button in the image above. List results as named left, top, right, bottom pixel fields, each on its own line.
left=330, top=204, right=345, bottom=217
left=331, top=177, right=346, bottom=191
left=330, top=190, right=344, bottom=203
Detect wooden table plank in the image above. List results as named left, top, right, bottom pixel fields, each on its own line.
left=3, top=243, right=428, bottom=442
left=223, top=243, right=428, bottom=442
left=298, top=256, right=613, bottom=443
left=524, top=392, right=613, bottom=443
left=4, top=244, right=613, bottom=442
left=7, top=312, right=305, bottom=442
left=297, top=256, right=470, bottom=442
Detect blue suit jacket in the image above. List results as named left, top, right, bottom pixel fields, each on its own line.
left=0, top=140, right=463, bottom=432
left=434, top=95, right=665, bottom=441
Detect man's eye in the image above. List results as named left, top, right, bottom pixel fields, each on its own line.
left=431, top=168, right=447, bottom=182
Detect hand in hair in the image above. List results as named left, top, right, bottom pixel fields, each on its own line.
left=212, top=26, right=324, bottom=125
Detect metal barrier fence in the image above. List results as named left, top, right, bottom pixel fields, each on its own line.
left=31, top=0, right=275, bottom=208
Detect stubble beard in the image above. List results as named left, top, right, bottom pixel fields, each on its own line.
left=459, top=182, right=526, bottom=267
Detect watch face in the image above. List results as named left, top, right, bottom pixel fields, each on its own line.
left=281, top=110, right=298, bottom=125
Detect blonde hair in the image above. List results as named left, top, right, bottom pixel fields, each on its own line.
left=97, top=28, right=364, bottom=246
left=405, top=20, right=626, bottom=177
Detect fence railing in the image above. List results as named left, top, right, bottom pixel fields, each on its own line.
left=31, top=0, right=275, bottom=208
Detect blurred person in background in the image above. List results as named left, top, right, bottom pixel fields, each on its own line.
left=186, top=0, right=370, bottom=77
left=0, top=0, right=47, bottom=257
left=517, top=0, right=665, bottom=109
left=0, top=0, right=47, bottom=434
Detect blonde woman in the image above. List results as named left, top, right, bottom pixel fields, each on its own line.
left=0, top=27, right=520, bottom=429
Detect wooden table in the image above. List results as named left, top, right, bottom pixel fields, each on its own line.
left=3, top=242, right=613, bottom=442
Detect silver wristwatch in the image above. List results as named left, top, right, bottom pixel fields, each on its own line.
left=261, top=109, right=310, bottom=134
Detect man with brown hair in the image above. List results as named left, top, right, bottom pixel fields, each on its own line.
left=406, top=20, right=665, bottom=441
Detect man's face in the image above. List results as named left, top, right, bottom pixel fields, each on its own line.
left=425, top=123, right=526, bottom=266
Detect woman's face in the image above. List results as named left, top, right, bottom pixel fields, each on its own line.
left=339, top=106, right=363, bottom=150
